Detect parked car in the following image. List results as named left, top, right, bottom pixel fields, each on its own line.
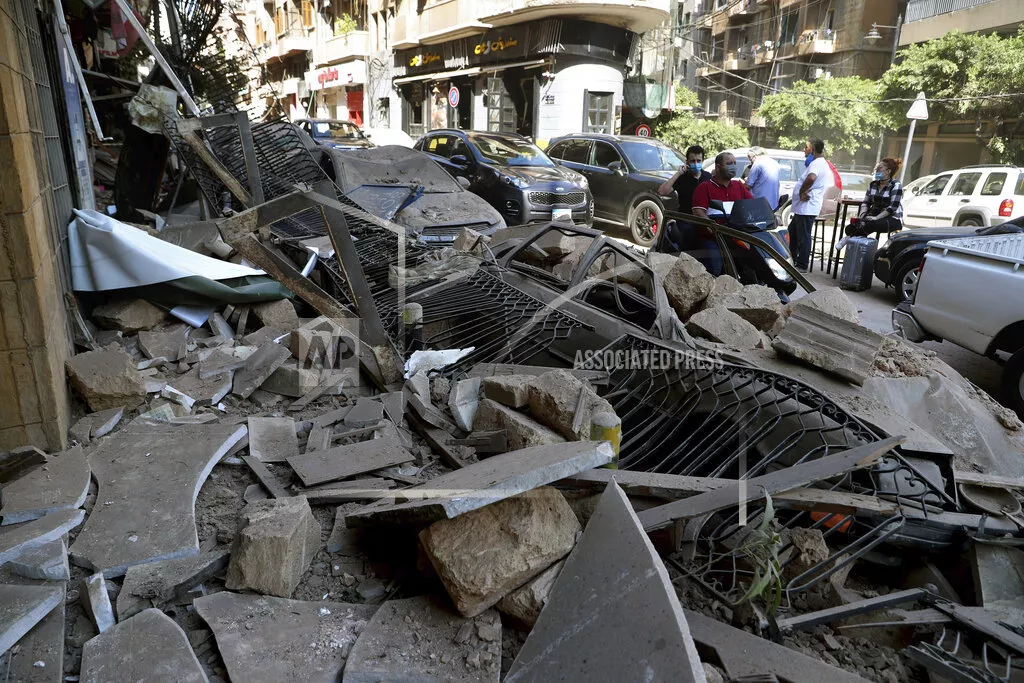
left=875, top=218, right=1024, bottom=302
left=892, top=233, right=1024, bottom=416
left=294, top=119, right=374, bottom=150
left=415, top=129, right=592, bottom=227
left=546, top=134, right=681, bottom=246
left=839, top=172, right=873, bottom=202
left=903, top=174, right=935, bottom=200
left=901, top=165, right=1024, bottom=228
left=362, top=128, right=415, bottom=148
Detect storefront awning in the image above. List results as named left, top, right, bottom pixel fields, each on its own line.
left=392, top=58, right=549, bottom=85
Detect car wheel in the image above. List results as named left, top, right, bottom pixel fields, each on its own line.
left=958, top=217, right=982, bottom=227
left=629, top=199, right=663, bottom=247
left=778, top=203, right=792, bottom=229
left=1002, top=348, right=1024, bottom=419
left=892, top=259, right=922, bottom=303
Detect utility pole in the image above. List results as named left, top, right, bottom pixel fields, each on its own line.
left=871, top=14, right=903, bottom=165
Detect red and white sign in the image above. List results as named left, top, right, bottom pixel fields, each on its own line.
left=448, top=85, right=460, bottom=108
left=306, top=60, right=366, bottom=91
left=635, top=123, right=652, bottom=137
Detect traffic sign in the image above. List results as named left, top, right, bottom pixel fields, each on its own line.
left=448, top=86, right=460, bottom=108
left=635, top=123, right=652, bottom=137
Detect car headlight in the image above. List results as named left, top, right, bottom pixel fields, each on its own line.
left=577, top=174, right=588, bottom=188
left=765, top=256, right=791, bottom=281
left=502, top=175, right=527, bottom=188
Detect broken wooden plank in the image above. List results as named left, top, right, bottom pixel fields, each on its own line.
left=285, top=434, right=413, bottom=487
left=954, top=471, right=1024, bottom=490
left=242, top=456, right=291, bottom=499
left=287, top=369, right=353, bottom=412
left=235, top=305, right=250, bottom=338
left=452, top=431, right=508, bottom=455
left=231, top=342, right=291, bottom=399
left=772, top=306, right=884, bottom=385
left=296, top=478, right=397, bottom=505
left=637, top=437, right=904, bottom=531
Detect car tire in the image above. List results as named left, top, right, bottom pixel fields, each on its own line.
left=958, top=216, right=983, bottom=227
left=1002, top=348, right=1024, bottom=419
left=778, top=203, right=792, bottom=229
left=629, top=199, right=663, bottom=247
left=892, top=259, right=922, bottom=303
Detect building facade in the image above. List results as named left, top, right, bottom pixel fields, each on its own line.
left=366, top=0, right=670, bottom=145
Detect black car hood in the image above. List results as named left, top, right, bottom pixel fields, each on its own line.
left=489, top=164, right=583, bottom=186
left=319, top=138, right=374, bottom=150
left=889, top=226, right=979, bottom=242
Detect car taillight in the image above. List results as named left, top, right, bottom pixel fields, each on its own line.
left=732, top=238, right=750, bottom=250
left=1000, top=199, right=1014, bottom=217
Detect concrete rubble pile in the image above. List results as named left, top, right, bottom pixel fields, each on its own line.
left=6, top=120, right=1024, bottom=683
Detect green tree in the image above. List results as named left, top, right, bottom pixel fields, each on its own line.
left=673, top=85, right=702, bottom=112
left=756, top=76, right=887, bottom=157
left=655, top=88, right=749, bottom=156
left=878, top=29, right=1024, bottom=163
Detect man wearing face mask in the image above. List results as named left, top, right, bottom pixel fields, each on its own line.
left=691, top=151, right=753, bottom=221
left=790, top=138, right=830, bottom=273
left=658, top=145, right=711, bottom=214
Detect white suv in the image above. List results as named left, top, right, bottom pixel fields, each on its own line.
left=902, top=165, right=1024, bottom=228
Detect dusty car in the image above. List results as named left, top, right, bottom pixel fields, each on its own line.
left=294, top=118, right=374, bottom=151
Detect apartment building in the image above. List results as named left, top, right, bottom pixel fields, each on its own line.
left=692, top=0, right=900, bottom=126
left=364, top=0, right=670, bottom=143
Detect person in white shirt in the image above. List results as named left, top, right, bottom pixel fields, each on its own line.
left=789, top=138, right=830, bottom=272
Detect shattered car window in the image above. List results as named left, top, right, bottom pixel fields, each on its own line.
left=619, top=141, right=685, bottom=172
left=313, top=121, right=365, bottom=140
left=467, top=133, right=554, bottom=167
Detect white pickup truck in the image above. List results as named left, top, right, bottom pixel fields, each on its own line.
left=892, top=233, right=1024, bottom=417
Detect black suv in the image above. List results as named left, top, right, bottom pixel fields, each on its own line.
left=415, top=129, right=592, bottom=227
left=547, top=134, right=682, bottom=247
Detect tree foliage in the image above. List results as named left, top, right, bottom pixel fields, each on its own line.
left=879, top=29, right=1024, bottom=163
left=756, top=76, right=887, bottom=157
left=673, top=85, right=702, bottom=112
left=655, top=88, right=749, bottom=156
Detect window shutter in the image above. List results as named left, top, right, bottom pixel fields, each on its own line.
left=582, top=89, right=589, bottom=132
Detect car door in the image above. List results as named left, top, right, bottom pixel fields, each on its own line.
left=905, top=173, right=952, bottom=227
left=586, top=141, right=626, bottom=221
left=419, top=134, right=458, bottom=177
left=938, top=171, right=982, bottom=224
left=549, top=139, right=592, bottom=176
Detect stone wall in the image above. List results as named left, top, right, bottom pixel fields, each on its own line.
left=0, top=0, right=72, bottom=451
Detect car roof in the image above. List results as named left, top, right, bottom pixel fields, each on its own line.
left=549, top=133, right=665, bottom=143
left=934, top=165, right=1022, bottom=173
left=296, top=118, right=361, bottom=125
left=426, top=129, right=526, bottom=140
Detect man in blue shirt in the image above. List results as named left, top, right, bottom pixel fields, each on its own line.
left=744, top=146, right=781, bottom=210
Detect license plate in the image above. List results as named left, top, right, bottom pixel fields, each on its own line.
left=552, top=208, right=572, bottom=222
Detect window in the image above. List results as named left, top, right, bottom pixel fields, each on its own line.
left=485, top=78, right=516, bottom=133
left=981, top=172, right=1007, bottom=195
left=921, top=174, right=951, bottom=196
left=449, top=137, right=469, bottom=160
left=1015, top=173, right=1024, bottom=196
left=552, top=139, right=592, bottom=164
left=584, top=91, right=614, bottom=134
left=301, top=0, right=313, bottom=27
left=592, top=141, right=622, bottom=169
left=274, top=7, right=285, bottom=34
left=425, top=135, right=450, bottom=155
left=949, top=172, right=981, bottom=196
left=255, top=23, right=266, bottom=45
left=780, top=12, right=799, bottom=45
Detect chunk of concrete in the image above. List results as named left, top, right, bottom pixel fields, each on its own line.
left=82, top=572, right=116, bottom=633
left=453, top=226, right=490, bottom=253
left=0, top=508, right=85, bottom=565
left=0, top=584, right=63, bottom=658
left=705, top=283, right=782, bottom=332
left=496, top=559, right=563, bottom=628
left=525, top=369, right=615, bottom=440
left=68, top=423, right=246, bottom=577
left=259, top=360, right=345, bottom=398
left=773, top=306, right=884, bottom=385
left=344, top=398, right=384, bottom=428
left=92, top=299, right=167, bottom=333
left=0, top=446, right=46, bottom=485
left=662, top=252, right=714, bottom=320
left=448, top=377, right=481, bottom=432
left=252, top=298, right=299, bottom=331
left=247, top=416, right=299, bottom=463
left=80, top=608, right=208, bottom=683
left=231, top=342, right=292, bottom=399
left=480, top=374, right=532, bottom=409
left=290, top=328, right=337, bottom=368
left=347, top=440, right=613, bottom=528
left=0, top=583, right=64, bottom=679
left=9, top=538, right=70, bottom=581
left=225, top=496, right=321, bottom=597
left=343, top=594, right=500, bottom=683
left=646, top=251, right=678, bottom=281
left=420, top=487, right=581, bottom=617
left=169, top=366, right=233, bottom=406
left=117, top=550, right=230, bottom=620
left=505, top=483, right=705, bottom=683
left=66, top=348, right=148, bottom=412
left=138, top=325, right=189, bottom=361
left=195, top=592, right=375, bottom=683
left=286, top=434, right=413, bottom=487
left=0, top=446, right=90, bottom=524
left=686, top=306, right=763, bottom=349
left=792, top=287, right=859, bottom=324
left=69, top=406, right=125, bottom=444
left=473, top=399, right=565, bottom=451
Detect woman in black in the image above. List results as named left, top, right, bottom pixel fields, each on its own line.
left=845, top=157, right=904, bottom=237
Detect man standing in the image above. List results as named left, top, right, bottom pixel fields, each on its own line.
left=658, top=145, right=711, bottom=214
left=789, top=138, right=830, bottom=273
left=744, top=147, right=780, bottom=209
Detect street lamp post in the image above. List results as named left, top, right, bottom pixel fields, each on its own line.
left=902, top=92, right=929, bottom=184
left=866, top=15, right=903, bottom=165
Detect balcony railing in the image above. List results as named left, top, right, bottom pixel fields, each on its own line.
left=317, top=30, right=369, bottom=65
left=906, top=0, right=999, bottom=22
left=796, top=29, right=836, bottom=55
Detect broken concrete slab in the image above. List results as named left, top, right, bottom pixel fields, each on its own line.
left=0, top=447, right=47, bottom=485
left=169, top=366, right=233, bottom=406
left=343, top=594, right=500, bottom=682
left=505, top=483, right=704, bottom=683
left=473, top=400, right=565, bottom=451
left=138, top=325, right=189, bottom=361
left=496, top=559, right=562, bottom=628
left=773, top=306, right=884, bottom=385
left=0, top=583, right=64, bottom=680
left=708, top=273, right=743, bottom=298
left=0, top=446, right=90, bottom=524
left=686, top=306, right=763, bottom=349
left=243, top=456, right=291, bottom=499
left=68, top=406, right=125, bottom=444
left=259, top=361, right=347, bottom=398
left=290, top=328, right=338, bottom=368
left=0, top=508, right=85, bottom=565
left=117, top=550, right=230, bottom=620
left=525, top=369, right=615, bottom=440
left=195, top=591, right=375, bottom=683
left=300, top=479, right=396, bottom=506
left=347, top=441, right=613, bottom=527
left=9, top=538, right=70, bottom=581
left=92, top=299, right=167, bottom=333
left=448, top=377, right=481, bottom=432
left=792, top=287, right=859, bottom=324
left=480, top=374, right=532, bottom=409
left=82, top=572, right=116, bottom=633
left=420, top=487, right=581, bottom=617
left=66, top=348, right=148, bottom=411
left=662, top=252, right=714, bottom=320
left=705, top=283, right=782, bottom=331
left=231, top=342, right=292, bottom=399
left=0, top=584, right=63, bottom=658
left=80, top=608, right=208, bottom=683
left=344, top=398, right=384, bottom=428
left=225, top=496, right=320, bottom=597
left=252, top=298, right=299, bottom=331
left=247, top=416, right=299, bottom=463
left=68, top=423, right=246, bottom=577
left=286, top=434, right=413, bottom=487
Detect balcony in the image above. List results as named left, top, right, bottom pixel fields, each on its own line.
left=277, top=76, right=303, bottom=95
left=901, top=0, right=1024, bottom=45
left=478, top=0, right=670, bottom=34
left=906, top=0, right=999, bottom=21
left=722, top=50, right=755, bottom=71
left=727, top=0, right=760, bottom=18
left=796, top=30, right=836, bottom=55
left=415, top=0, right=491, bottom=44
left=753, top=46, right=774, bottom=64
left=316, top=30, right=369, bottom=66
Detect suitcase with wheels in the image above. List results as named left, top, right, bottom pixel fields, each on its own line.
left=839, top=237, right=877, bottom=292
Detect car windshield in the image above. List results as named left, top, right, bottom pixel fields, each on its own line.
left=619, top=141, right=686, bottom=172
left=841, top=174, right=872, bottom=193
left=313, top=121, right=365, bottom=140
left=466, top=134, right=553, bottom=167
